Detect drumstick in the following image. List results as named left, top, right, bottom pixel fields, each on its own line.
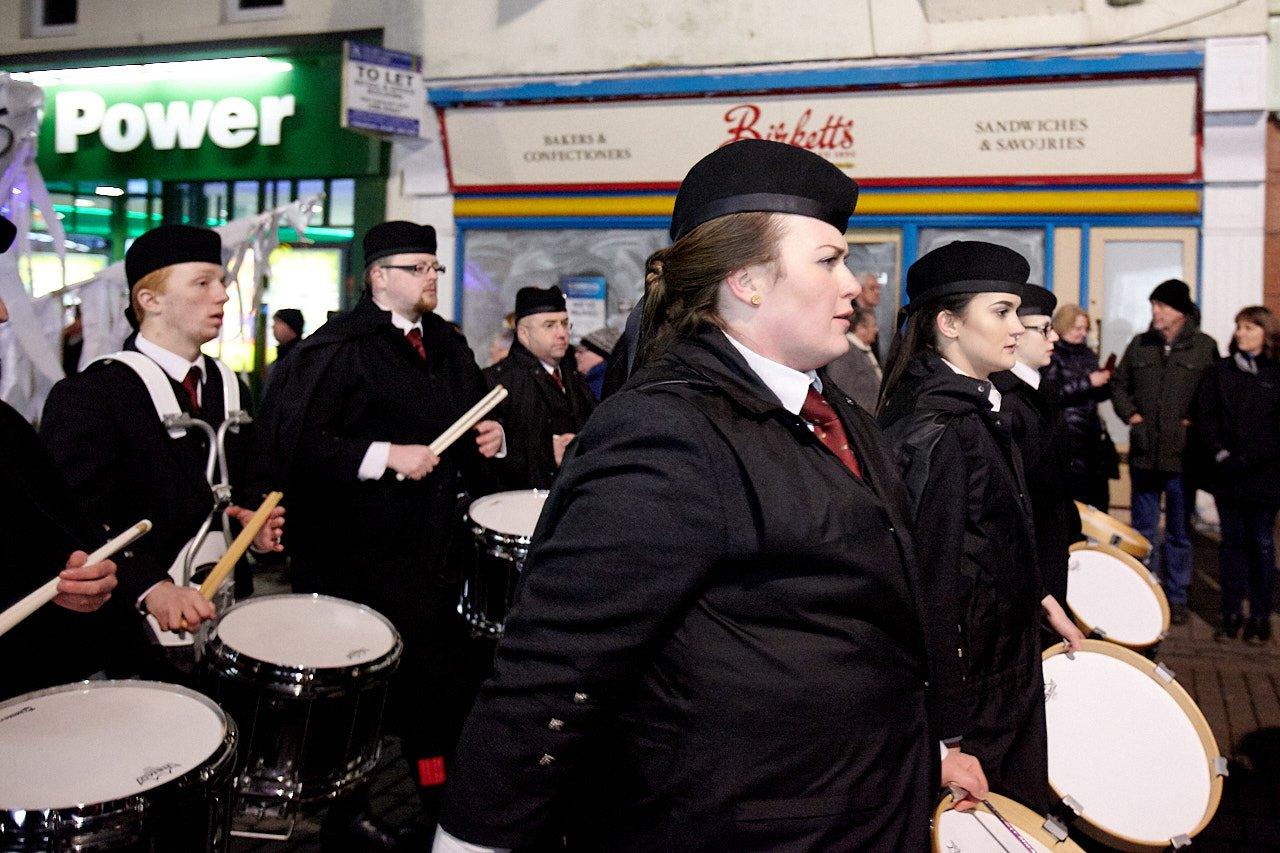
left=394, top=386, right=508, bottom=481
left=0, top=520, right=152, bottom=639
left=947, top=786, right=1038, bottom=853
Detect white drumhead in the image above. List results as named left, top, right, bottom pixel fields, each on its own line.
left=216, top=594, right=397, bottom=668
left=0, top=681, right=227, bottom=809
left=469, top=490, right=548, bottom=538
left=1067, top=549, right=1165, bottom=646
left=936, top=808, right=1058, bottom=852
left=1043, top=649, right=1212, bottom=843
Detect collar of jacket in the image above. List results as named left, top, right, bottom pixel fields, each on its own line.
left=504, top=338, right=574, bottom=375
left=649, top=325, right=796, bottom=419
left=1140, top=318, right=1202, bottom=350
left=880, top=351, right=993, bottom=428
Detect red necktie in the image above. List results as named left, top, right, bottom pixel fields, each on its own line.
left=800, top=386, right=862, bottom=479
left=405, top=327, right=427, bottom=361
left=181, top=366, right=201, bottom=410
left=551, top=366, right=565, bottom=392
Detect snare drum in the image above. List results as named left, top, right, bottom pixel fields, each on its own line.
left=1075, top=501, right=1153, bottom=559
left=1042, top=640, right=1225, bottom=850
left=933, top=791, right=1085, bottom=852
left=0, top=680, right=237, bottom=851
left=203, top=594, right=401, bottom=820
left=1067, top=543, right=1170, bottom=649
left=462, top=489, right=549, bottom=636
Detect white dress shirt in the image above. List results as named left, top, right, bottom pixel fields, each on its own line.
left=134, top=333, right=206, bottom=405
left=1011, top=360, right=1042, bottom=390
left=941, top=356, right=1001, bottom=413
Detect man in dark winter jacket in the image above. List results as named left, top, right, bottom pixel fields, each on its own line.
left=484, top=286, right=595, bottom=490
left=1111, top=279, right=1218, bottom=623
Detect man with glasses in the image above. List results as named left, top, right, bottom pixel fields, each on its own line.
left=257, top=220, right=503, bottom=849
left=485, top=286, right=595, bottom=490
left=992, top=284, right=1084, bottom=615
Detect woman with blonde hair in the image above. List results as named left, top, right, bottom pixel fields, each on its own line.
left=1043, top=303, right=1114, bottom=509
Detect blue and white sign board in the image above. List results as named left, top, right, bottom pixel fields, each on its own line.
left=341, top=41, right=429, bottom=138
left=560, top=275, right=607, bottom=345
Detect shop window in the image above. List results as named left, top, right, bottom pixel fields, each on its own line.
left=26, top=0, right=77, bottom=37
left=461, top=228, right=667, bottom=365
left=327, top=179, right=355, bottom=227
left=203, top=182, right=229, bottom=226
left=224, top=0, right=287, bottom=23
left=232, top=181, right=262, bottom=221
left=917, top=228, right=1046, bottom=288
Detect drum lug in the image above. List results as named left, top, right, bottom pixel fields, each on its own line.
left=1171, top=833, right=1192, bottom=848
left=1215, top=755, right=1230, bottom=777
left=1091, top=627, right=1109, bottom=640
left=1154, top=662, right=1176, bottom=684
left=1042, top=815, right=1069, bottom=842
left=1059, top=794, right=1083, bottom=817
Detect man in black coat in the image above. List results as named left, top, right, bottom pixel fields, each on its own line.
left=256, top=220, right=503, bottom=843
left=42, top=225, right=282, bottom=644
left=992, top=284, right=1084, bottom=609
left=0, top=215, right=119, bottom=701
left=484, top=286, right=594, bottom=490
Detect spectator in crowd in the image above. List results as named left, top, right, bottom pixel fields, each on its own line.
left=854, top=272, right=883, bottom=361
left=1191, top=306, right=1280, bottom=644
left=824, top=304, right=881, bottom=412
left=269, top=308, right=304, bottom=383
left=1043, top=304, right=1115, bottom=510
left=576, top=325, right=621, bottom=401
left=488, top=313, right=515, bottom=367
left=1111, top=279, right=1218, bottom=624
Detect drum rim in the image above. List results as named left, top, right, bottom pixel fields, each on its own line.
left=466, top=488, right=549, bottom=544
left=1074, top=501, right=1153, bottom=557
left=931, top=791, right=1085, bottom=851
left=0, top=679, right=238, bottom=822
left=204, top=594, right=404, bottom=694
left=1066, top=542, right=1171, bottom=648
left=1040, top=639, right=1224, bottom=848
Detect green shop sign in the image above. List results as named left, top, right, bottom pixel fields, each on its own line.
left=25, top=52, right=384, bottom=182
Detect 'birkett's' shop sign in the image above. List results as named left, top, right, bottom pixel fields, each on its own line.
left=440, top=77, right=1198, bottom=191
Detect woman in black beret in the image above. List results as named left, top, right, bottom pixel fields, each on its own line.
left=437, top=140, right=985, bottom=853
left=878, top=241, right=1082, bottom=816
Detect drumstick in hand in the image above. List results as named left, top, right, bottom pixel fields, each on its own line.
left=0, top=520, right=152, bottom=639
left=395, top=386, right=508, bottom=481
left=176, top=492, right=283, bottom=632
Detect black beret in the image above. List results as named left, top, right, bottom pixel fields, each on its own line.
left=515, top=286, right=566, bottom=320
left=1149, top=278, right=1195, bottom=317
left=273, top=308, right=305, bottom=336
left=0, top=215, right=15, bottom=254
left=905, top=241, right=1030, bottom=312
left=669, top=139, right=859, bottom=242
left=364, top=220, right=437, bottom=267
left=1017, top=284, right=1057, bottom=317
left=125, top=224, right=222, bottom=288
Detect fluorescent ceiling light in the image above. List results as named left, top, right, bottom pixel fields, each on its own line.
left=10, top=57, right=293, bottom=87
left=95, top=186, right=125, bottom=197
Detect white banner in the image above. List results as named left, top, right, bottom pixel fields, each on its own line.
left=442, top=77, right=1199, bottom=190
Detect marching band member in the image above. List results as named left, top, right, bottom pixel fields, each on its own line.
left=257, top=220, right=503, bottom=847
left=436, top=140, right=985, bottom=852
left=42, top=225, right=283, bottom=649
left=878, top=242, right=1081, bottom=814
left=0, top=216, right=118, bottom=699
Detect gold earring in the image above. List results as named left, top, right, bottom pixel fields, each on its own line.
left=750, top=293, right=761, bottom=306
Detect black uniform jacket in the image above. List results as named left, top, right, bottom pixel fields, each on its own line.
left=442, top=326, right=936, bottom=852
left=879, top=353, right=1051, bottom=809
left=0, top=401, right=113, bottom=699
left=1190, top=354, right=1280, bottom=507
left=41, top=334, right=256, bottom=605
left=992, top=370, right=1083, bottom=605
left=483, top=340, right=594, bottom=490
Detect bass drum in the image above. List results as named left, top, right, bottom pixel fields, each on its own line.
left=932, top=791, right=1085, bottom=852
left=0, top=680, right=237, bottom=851
left=1042, top=640, right=1225, bottom=850
left=1067, top=542, right=1170, bottom=650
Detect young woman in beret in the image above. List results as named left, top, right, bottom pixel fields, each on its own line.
left=436, top=140, right=985, bottom=853
left=878, top=242, right=1083, bottom=815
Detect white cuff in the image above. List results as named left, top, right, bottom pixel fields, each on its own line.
left=432, top=826, right=509, bottom=853
left=359, top=441, right=391, bottom=481
left=495, top=425, right=507, bottom=459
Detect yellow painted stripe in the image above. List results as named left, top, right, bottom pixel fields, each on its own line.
left=454, top=189, right=1199, bottom=219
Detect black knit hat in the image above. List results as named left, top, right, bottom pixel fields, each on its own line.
left=126, top=225, right=222, bottom=287
left=1149, top=278, right=1195, bottom=317
left=669, top=139, right=859, bottom=242
left=364, top=221, right=437, bottom=267
left=1017, top=284, right=1057, bottom=318
left=515, top=286, right=566, bottom=320
left=905, top=241, right=1030, bottom=313
left=580, top=325, right=622, bottom=359
left=0, top=215, right=15, bottom=254
left=273, top=308, right=304, bottom=336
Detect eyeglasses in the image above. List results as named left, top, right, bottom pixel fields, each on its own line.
left=1022, top=322, right=1053, bottom=337
left=380, top=262, right=446, bottom=277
